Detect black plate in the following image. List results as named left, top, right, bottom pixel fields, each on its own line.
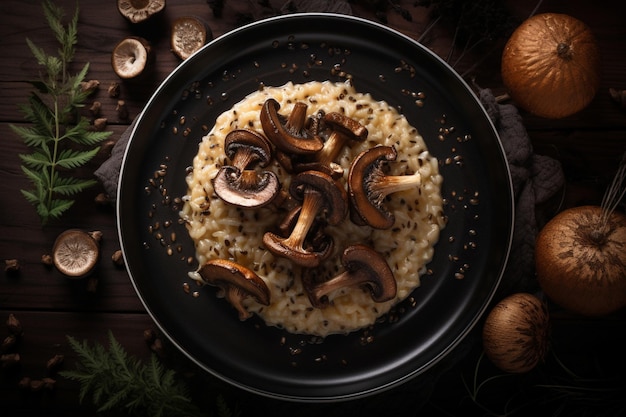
left=118, top=13, right=513, bottom=401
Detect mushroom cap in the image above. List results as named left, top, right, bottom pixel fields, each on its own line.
left=348, top=145, right=398, bottom=229
left=260, top=98, right=324, bottom=155
left=198, top=258, right=270, bottom=320
left=52, top=229, right=100, bottom=278
left=305, top=244, right=397, bottom=308
left=170, top=16, right=210, bottom=60
left=322, top=112, right=368, bottom=141
left=289, top=170, right=348, bottom=226
left=212, top=166, right=280, bottom=208
left=111, top=37, right=151, bottom=79
left=117, top=0, right=165, bottom=24
left=223, top=129, right=273, bottom=169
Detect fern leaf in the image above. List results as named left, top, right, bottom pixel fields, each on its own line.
left=21, top=165, right=47, bottom=188
left=10, top=124, right=50, bottom=148
left=82, top=129, right=113, bottom=146
left=45, top=198, right=74, bottom=220
left=56, top=147, right=100, bottom=169
left=52, top=177, right=97, bottom=196
left=20, top=189, right=41, bottom=205
left=25, top=37, right=48, bottom=67
left=19, top=151, right=52, bottom=169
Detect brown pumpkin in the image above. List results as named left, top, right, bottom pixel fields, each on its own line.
left=501, top=13, right=601, bottom=119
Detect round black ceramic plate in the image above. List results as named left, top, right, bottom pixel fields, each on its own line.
left=118, top=13, right=513, bottom=401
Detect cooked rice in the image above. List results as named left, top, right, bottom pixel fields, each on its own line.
left=181, top=80, right=445, bottom=336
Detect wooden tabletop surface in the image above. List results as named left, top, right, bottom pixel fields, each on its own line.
left=1, top=1, right=625, bottom=416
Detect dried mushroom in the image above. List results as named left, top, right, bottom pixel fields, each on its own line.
left=111, top=37, right=151, bottom=79
left=52, top=229, right=100, bottom=278
left=171, top=16, right=211, bottom=60
left=117, top=0, right=165, bottom=24
left=304, top=244, right=397, bottom=309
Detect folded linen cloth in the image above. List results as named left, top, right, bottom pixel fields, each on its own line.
left=478, top=88, right=564, bottom=295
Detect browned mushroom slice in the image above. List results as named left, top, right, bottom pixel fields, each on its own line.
left=212, top=129, right=280, bottom=208
left=117, top=0, right=165, bottom=24
left=304, top=244, right=397, bottom=309
left=348, top=145, right=421, bottom=229
left=263, top=170, right=347, bottom=267
left=315, top=111, right=368, bottom=164
left=260, top=99, right=324, bottom=155
left=197, top=259, right=270, bottom=320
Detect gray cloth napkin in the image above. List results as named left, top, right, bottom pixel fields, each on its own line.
left=94, top=117, right=137, bottom=202
left=478, top=88, right=564, bottom=294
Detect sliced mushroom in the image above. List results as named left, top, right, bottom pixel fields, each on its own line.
left=315, top=111, right=368, bottom=164
left=198, top=259, right=270, bottom=320
left=117, top=0, right=165, bottom=24
left=260, top=99, right=324, bottom=155
left=263, top=170, right=347, bottom=267
left=348, top=145, right=421, bottom=229
left=304, top=244, right=397, bottom=309
left=212, top=129, right=280, bottom=208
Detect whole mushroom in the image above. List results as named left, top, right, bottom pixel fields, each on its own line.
left=315, top=111, right=368, bottom=164
left=303, top=244, right=397, bottom=309
left=260, top=99, right=324, bottom=155
left=212, top=129, right=280, bottom=208
left=117, top=0, right=165, bottom=24
left=263, top=170, right=347, bottom=267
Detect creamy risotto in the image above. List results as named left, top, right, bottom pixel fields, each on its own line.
left=181, top=80, right=445, bottom=336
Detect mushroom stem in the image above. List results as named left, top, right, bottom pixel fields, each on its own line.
left=316, top=131, right=350, bottom=164
left=281, top=188, right=324, bottom=250
left=315, top=112, right=368, bottom=164
left=285, top=102, right=308, bottom=132
left=367, top=171, right=421, bottom=205
left=263, top=188, right=327, bottom=267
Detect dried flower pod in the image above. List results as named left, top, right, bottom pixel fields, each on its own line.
left=41, top=253, right=53, bottom=266
left=1, top=352, right=21, bottom=368
left=1, top=334, right=17, bottom=353
left=18, top=376, right=31, bottom=390
left=46, top=354, right=64, bottom=371
left=116, top=99, right=129, bottom=120
left=92, top=117, right=108, bottom=131
left=108, top=81, right=120, bottom=98
left=42, top=377, right=57, bottom=390
left=89, top=101, right=102, bottom=116
left=112, top=250, right=125, bottom=267
left=609, top=88, right=626, bottom=109
left=7, top=314, right=22, bottom=336
left=80, top=79, right=100, bottom=94
left=4, top=259, right=20, bottom=275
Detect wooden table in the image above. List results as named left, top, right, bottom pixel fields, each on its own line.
left=1, top=1, right=624, bottom=415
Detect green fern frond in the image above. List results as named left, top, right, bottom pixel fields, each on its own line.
left=11, top=1, right=112, bottom=225
left=56, top=147, right=100, bottom=169
left=51, top=177, right=97, bottom=196
left=60, top=331, right=213, bottom=417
